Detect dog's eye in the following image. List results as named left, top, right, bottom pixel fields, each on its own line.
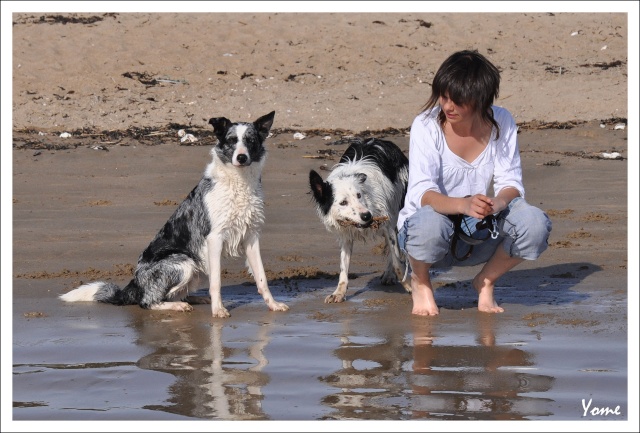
left=339, top=200, right=347, bottom=206
left=357, top=193, right=362, bottom=199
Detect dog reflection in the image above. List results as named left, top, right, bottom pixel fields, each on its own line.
left=320, top=316, right=555, bottom=420
left=319, top=331, right=408, bottom=419
left=132, top=313, right=270, bottom=419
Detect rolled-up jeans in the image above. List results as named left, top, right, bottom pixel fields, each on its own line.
left=398, top=197, right=552, bottom=268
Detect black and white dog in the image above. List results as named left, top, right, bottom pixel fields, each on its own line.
left=309, top=138, right=412, bottom=303
left=60, top=111, right=289, bottom=318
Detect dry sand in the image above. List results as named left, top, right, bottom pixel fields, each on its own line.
left=3, top=3, right=639, bottom=431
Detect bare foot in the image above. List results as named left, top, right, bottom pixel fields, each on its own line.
left=473, top=275, right=504, bottom=313
left=411, top=283, right=439, bottom=316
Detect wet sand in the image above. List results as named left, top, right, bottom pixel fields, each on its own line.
left=4, top=5, right=638, bottom=432
left=10, top=124, right=631, bottom=425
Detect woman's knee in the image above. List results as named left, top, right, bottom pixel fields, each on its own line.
left=529, top=208, right=552, bottom=242
left=404, top=206, right=452, bottom=261
left=513, top=202, right=551, bottom=239
left=503, top=200, right=552, bottom=258
left=410, top=206, right=451, bottom=238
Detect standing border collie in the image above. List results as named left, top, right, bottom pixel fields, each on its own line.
left=60, top=111, right=289, bottom=318
left=309, top=138, right=412, bottom=303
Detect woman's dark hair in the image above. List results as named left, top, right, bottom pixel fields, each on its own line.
left=421, top=50, right=501, bottom=139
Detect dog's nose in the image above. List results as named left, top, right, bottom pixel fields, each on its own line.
left=236, top=154, right=248, bottom=165
left=360, top=211, right=372, bottom=222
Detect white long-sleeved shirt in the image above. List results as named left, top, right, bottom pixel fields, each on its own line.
left=397, top=105, right=525, bottom=231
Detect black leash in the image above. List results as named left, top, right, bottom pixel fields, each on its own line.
left=449, top=214, right=499, bottom=261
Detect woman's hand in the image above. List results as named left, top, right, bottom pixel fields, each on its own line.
left=489, top=196, right=509, bottom=214
left=462, top=194, right=495, bottom=219
left=422, top=189, right=518, bottom=217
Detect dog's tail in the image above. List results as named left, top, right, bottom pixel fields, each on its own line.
left=59, top=280, right=139, bottom=306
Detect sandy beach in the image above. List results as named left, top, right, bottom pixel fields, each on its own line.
left=3, top=4, right=638, bottom=431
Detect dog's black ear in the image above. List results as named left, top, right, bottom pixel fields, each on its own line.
left=208, top=117, right=232, bottom=142
left=309, top=170, right=325, bottom=202
left=254, top=111, right=275, bottom=141
left=309, top=170, right=333, bottom=215
left=356, top=173, right=367, bottom=184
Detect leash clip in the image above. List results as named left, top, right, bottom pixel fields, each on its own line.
left=489, top=216, right=499, bottom=239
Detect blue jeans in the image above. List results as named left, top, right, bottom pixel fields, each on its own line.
left=398, top=197, right=552, bottom=268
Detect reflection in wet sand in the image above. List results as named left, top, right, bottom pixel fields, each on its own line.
left=131, top=314, right=271, bottom=420
left=320, top=315, right=555, bottom=420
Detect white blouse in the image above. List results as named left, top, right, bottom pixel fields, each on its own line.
left=397, top=105, right=525, bottom=230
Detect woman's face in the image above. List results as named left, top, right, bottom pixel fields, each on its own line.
left=439, top=94, right=474, bottom=124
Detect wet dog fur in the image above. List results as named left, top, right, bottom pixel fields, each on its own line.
left=60, top=111, right=289, bottom=318
left=309, top=138, right=412, bottom=303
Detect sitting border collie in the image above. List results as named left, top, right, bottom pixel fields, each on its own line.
left=309, top=138, right=412, bottom=303
left=60, top=111, right=289, bottom=318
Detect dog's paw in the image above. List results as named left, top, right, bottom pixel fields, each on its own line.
left=151, top=301, right=193, bottom=312
left=211, top=307, right=231, bottom=318
left=380, top=271, right=397, bottom=286
left=268, top=301, right=289, bottom=312
left=401, top=280, right=412, bottom=293
left=325, top=293, right=346, bottom=303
